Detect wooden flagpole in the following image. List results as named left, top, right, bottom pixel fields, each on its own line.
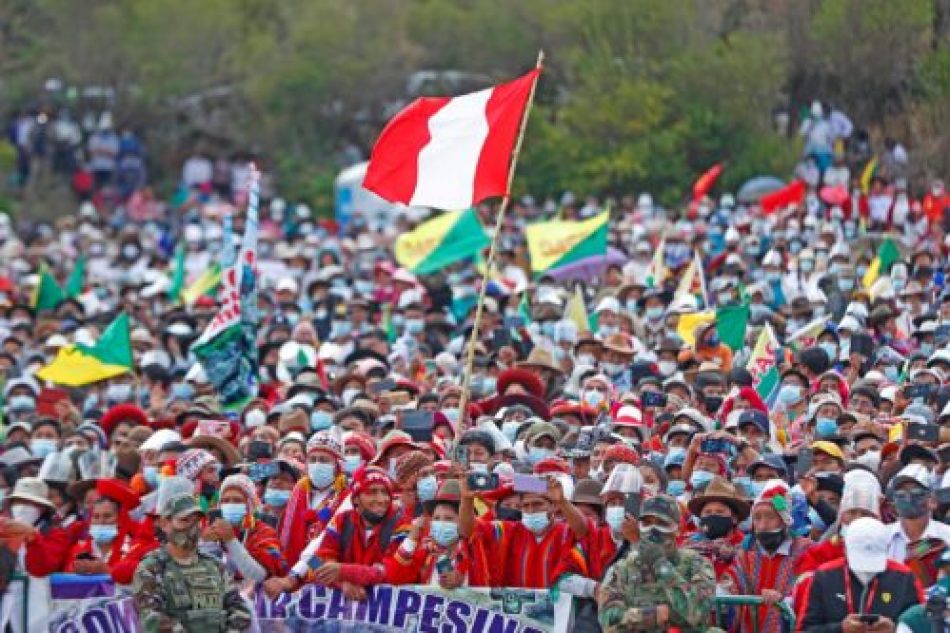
left=456, top=50, right=544, bottom=427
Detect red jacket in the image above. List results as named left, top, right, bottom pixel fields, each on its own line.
left=387, top=530, right=493, bottom=587
left=469, top=518, right=577, bottom=589
left=730, top=537, right=813, bottom=633
left=232, top=518, right=288, bottom=580
left=278, top=475, right=349, bottom=568
left=64, top=524, right=158, bottom=585
left=313, top=507, right=411, bottom=586
left=25, top=520, right=86, bottom=577
left=575, top=519, right=620, bottom=581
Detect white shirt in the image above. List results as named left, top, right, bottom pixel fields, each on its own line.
left=884, top=518, right=950, bottom=562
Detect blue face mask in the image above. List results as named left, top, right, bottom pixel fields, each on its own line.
left=605, top=506, right=625, bottom=532
left=625, top=299, right=639, bottom=314
left=884, top=365, right=900, bottom=382
left=733, top=476, right=754, bottom=498
left=220, top=503, right=248, bottom=525
left=391, top=314, right=406, bottom=330
left=819, top=342, right=838, bottom=362
left=598, top=324, right=619, bottom=337
left=540, top=321, right=557, bottom=339
left=815, top=417, right=838, bottom=438
left=838, top=278, right=855, bottom=292
left=501, top=421, right=520, bottom=442
left=527, top=447, right=553, bottom=465
left=30, top=439, right=58, bottom=458
left=330, top=321, right=352, bottom=338
left=405, top=318, right=425, bottom=335
left=310, top=410, right=333, bottom=431
left=170, top=382, right=194, bottom=401
left=143, top=465, right=159, bottom=488
left=522, top=512, right=550, bottom=534
left=746, top=480, right=766, bottom=498
left=89, top=524, right=118, bottom=544
left=9, top=395, right=36, bottom=413
left=416, top=475, right=438, bottom=502
left=667, top=480, right=686, bottom=497
left=264, top=488, right=291, bottom=507
left=308, top=462, right=337, bottom=489
left=645, top=306, right=664, bottom=321
left=429, top=520, right=459, bottom=547
left=690, top=470, right=715, bottom=491
left=777, top=384, right=802, bottom=406
left=343, top=455, right=363, bottom=475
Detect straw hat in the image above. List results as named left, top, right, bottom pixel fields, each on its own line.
left=516, top=347, right=563, bottom=375
left=687, top=475, right=750, bottom=521
left=8, top=477, right=56, bottom=510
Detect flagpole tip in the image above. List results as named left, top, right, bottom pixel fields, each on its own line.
left=536, top=50, right=545, bottom=67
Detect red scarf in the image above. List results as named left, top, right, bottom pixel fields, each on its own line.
left=278, top=474, right=349, bottom=567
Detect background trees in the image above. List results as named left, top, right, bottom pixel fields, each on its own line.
left=1, top=0, right=947, bottom=212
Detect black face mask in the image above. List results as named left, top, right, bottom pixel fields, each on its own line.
left=704, top=395, right=723, bottom=414
left=496, top=506, right=522, bottom=522
left=362, top=509, right=387, bottom=525
left=700, top=515, right=734, bottom=540
left=755, top=528, right=786, bottom=552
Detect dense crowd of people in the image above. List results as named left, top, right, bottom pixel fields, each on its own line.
left=0, top=100, right=948, bottom=632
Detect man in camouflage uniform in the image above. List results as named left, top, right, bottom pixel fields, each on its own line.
left=132, top=492, right=251, bottom=633
left=597, top=494, right=722, bottom=632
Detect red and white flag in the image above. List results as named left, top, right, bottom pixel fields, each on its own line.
left=364, top=69, right=540, bottom=210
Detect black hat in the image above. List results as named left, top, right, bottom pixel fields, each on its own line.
left=799, top=347, right=830, bottom=375
left=815, top=472, right=844, bottom=497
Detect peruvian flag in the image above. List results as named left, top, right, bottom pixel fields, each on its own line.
left=760, top=180, right=806, bottom=214
left=364, top=69, right=540, bottom=210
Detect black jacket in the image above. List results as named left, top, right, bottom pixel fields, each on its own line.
left=799, top=558, right=924, bottom=632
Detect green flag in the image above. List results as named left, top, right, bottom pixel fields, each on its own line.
left=65, top=255, right=86, bottom=298
left=32, top=268, right=64, bottom=311
left=168, top=242, right=186, bottom=302
left=76, top=312, right=133, bottom=369
left=518, top=293, right=532, bottom=325
left=716, top=303, right=750, bottom=352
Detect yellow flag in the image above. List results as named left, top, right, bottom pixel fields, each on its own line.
left=646, top=237, right=667, bottom=288
left=525, top=212, right=609, bottom=274
left=675, top=253, right=696, bottom=300
left=676, top=311, right=715, bottom=346
left=860, top=157, right=877, bottom=195
left=180, top=265, right=222, bottom=305
left=566, top=286, right=590, bottom=332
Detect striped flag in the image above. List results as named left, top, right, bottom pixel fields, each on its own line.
left=747, top=323, right=781, bottom=403
left=364, top=69, right=540, bottom=210
left=525, top=211, right=609, bottom=275
left=394, top=209, right=489, bottom=274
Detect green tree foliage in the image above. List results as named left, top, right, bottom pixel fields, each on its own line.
left=1, top=0, right=945, bottom=209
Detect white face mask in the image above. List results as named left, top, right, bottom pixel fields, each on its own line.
left=11, top=504, right=41, bottom=526
left=855, top=450, right=881, bottom=471
left=658, top=360, right=677, bottom=377
left=244, top=409, right=266, bottom=429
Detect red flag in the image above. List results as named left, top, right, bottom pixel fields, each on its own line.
left=692, top=163, right=724, bottom=201
left=364, top=69, right=540, bottom=211
left=760, top=180, right=806, bottom=214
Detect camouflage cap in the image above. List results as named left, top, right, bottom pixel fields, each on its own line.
left=161, top=493, right=204, bottom=519
left=639, top=494, right=680, bottom=526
